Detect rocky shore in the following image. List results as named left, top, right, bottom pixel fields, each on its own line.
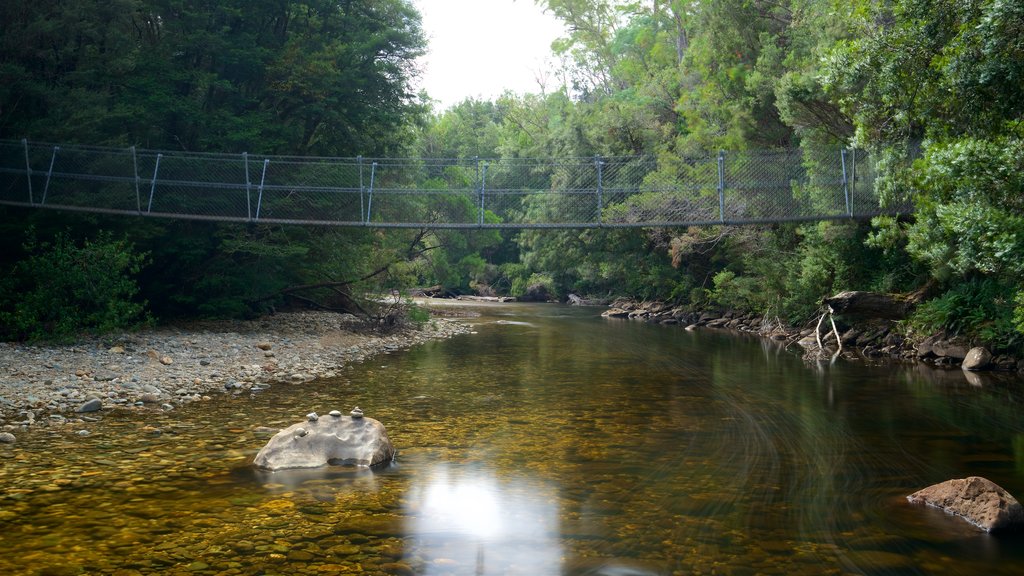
left=0, top=312, right=470, bottom=436
left=601, top=298, right=1024, bottom=373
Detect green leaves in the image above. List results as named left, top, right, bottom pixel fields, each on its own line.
left=0, top=230, right=150, bottom=342
left=1, top=0, right=427, bottom=156
left=905, top=137, right=1024, bottom=282
left=910, top=277, right=1020, bottom=348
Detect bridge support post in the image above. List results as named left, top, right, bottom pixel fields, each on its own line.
left=22, top=139, right=33, bottom=204
left=366, top=162, right=377, bottom=225
left=41, top=146, right=59, bottom=205
left=147, top=153, right=162, bottom=213
left=841, top=149, right=851, bottom=217
left=132, top=146, right=141, bottom=213
left=717, top=150, right=726, bottom=223
left=478, top=161, right=488, bottom=227
left=595, top=156, right=604, bottom=226
left=358, top=156, right=365, bottom=223
left=243, top=152, right=252, bottom=221
left=255, top=158, right=269, bottom=221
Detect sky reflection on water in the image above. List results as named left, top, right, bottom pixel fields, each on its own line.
left=404, top=462, right=562, bottom=575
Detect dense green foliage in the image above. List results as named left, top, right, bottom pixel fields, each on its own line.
left=0, top=230, right=149, bottom=342
left=2, top=0, right=1022, bottom=352
left=408, top=0, right=1020, bottom=350
left=0, top=0, right=433, bottom=336
left=821, top=0, right=1024, bottom=348
left=0, top=0, right=426, bottom=155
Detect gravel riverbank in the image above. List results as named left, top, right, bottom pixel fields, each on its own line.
left=0, top=312, right=471, bottom=434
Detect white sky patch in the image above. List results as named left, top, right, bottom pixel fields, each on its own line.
left=412, top=0, right=566, bottom=111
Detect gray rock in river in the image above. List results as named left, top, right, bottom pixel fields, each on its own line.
left=907, top=476, right=1024, bottom=533
left=0, top=432, right=15, bottom=443
left=253, top=412, right=395, bottom=471
left=76, top=398, right=103, bottom=413
left=962, top=347, right=993, bottom=371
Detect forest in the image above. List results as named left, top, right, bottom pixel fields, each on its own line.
left=0, top=0, right=1022, bottom=354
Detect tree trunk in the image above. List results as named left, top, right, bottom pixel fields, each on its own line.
left=822, top=291, right=916, bottom=320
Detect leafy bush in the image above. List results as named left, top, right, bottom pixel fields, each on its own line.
left=511, top=272, right=557, bottom=300
left=910, top=278, right=1020, bottom=351
left=0, top=231, right=150, bottom=342
left=406, top=301, right=431, bottom=326
left=710, top=270, right=759, bottom=310
left=1016, top=291, right=1024, bottom=338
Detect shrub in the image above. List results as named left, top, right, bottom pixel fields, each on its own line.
left=710, top=270, right=758, bottom=310
left=910, top=277, right=1020, bottom=351
left=0, top=230, right=150, bottom=342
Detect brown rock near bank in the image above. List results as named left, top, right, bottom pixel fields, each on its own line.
left=907, top=476, right=1024, bottom=533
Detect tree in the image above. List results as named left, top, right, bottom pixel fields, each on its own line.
left=823, top=0, right=1024, bottom=346
left=1, top=0, right=426, bottom=155
left=0, top=0, right=432, bottom=330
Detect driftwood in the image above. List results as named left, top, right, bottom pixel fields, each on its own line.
left=567, top=293, right=612, bottom=306
left=454, top=295, right=514, bottom=302
left=823, top=291, right=915, bottom=320
left=814, top=310, right=843, bottom=356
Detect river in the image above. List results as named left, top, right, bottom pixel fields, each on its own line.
left=2, top=303, right=1022, bottom=575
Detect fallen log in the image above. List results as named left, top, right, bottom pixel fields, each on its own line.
left=823, top=291, right=916, bottom=320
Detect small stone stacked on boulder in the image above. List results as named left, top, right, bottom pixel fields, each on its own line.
left=907, top=476, right=1023, bottom=533
left=253, top=407, right=395, bottom=471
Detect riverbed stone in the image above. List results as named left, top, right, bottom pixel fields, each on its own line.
left=907, top=476, right=1024, bottom=532
left=76, top=398, right=103, bottom=413
left=0, top=432, right=15, bottom=443
left=961, top=347, right=993, bottom=371
left=253, top=414, right=395, bottom=470
left=931, top=340, right=969, bottom=360
left=0, top=312, right=469, bottom=424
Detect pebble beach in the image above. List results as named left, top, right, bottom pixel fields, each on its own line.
left=0, top=312, right=470, bottom=435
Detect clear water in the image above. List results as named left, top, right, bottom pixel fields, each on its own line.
left=2, top=304, right=1022, bottom=575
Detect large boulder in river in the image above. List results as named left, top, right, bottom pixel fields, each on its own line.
left=907, top=476, right=1024, bottom=533
left=253, top=409, right=395, bottom=471
left=962, top=347, right=993, bottom=371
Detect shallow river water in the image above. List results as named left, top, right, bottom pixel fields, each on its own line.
left=2, top=304, right=1023, bottom=575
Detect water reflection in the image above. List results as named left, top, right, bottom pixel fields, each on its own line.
left=404, top=463, right=561, bottom=575
left=2, top=304, right=1023, bottom=575
left=245, top=461, right=380, bottom=494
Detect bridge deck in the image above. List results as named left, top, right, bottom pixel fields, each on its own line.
left=0, top=139, right=907, bottom=229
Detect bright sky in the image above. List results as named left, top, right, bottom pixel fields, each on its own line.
left=412, top=0, right=566, bottom=111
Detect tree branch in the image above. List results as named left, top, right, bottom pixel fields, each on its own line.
left=252, top=232, right=442, bottom=304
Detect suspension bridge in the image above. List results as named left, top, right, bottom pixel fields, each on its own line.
left=0, top=139, right=906, bottom=229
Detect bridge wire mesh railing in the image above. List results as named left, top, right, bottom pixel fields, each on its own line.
left=0, top=139, right=909, bottom=228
